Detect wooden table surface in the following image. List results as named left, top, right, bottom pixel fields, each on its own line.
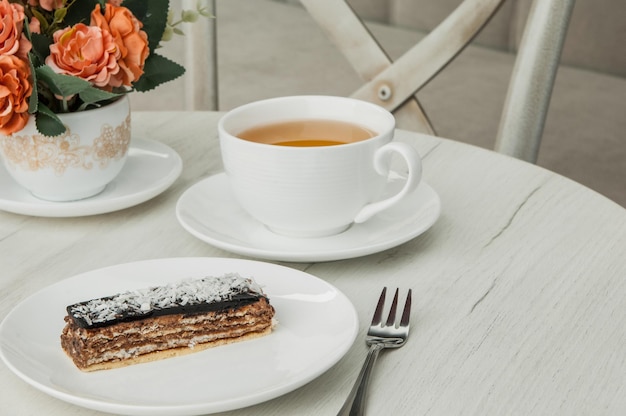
left=1, top=111, right=625, bottom=415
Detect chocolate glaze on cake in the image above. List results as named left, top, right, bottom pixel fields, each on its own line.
left=61, top=273, right=276, bottom=371
left=66, top=273, right=265, bottom=328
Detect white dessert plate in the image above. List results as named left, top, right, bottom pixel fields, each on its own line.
left=0, top=138, right=182, bottom=217
left=0, top=257, right=358, bottom=416
left=176, top=173, right=441, bottom=262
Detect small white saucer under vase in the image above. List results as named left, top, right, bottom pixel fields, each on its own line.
left=0, top=96, right=131, bottom=202
left=0, top=138, right=182, bottom=217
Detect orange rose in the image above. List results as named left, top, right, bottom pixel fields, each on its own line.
left=91, top=4, right=149, bottom=88
left=45, top=23, right=120, bottom=88
left=0, top=55, right=32, bottom=135
left=0, top=0, right=32, bottom=59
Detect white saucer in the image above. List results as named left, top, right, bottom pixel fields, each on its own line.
left=0, top=138, right=182, bottom=217
left=176, top=173, right=441, bottom=262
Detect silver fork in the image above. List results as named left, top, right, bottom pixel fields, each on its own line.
left=337, top=287, right=412, bottom=416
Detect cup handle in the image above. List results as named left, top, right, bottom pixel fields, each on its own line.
left=353, top=142, right=422, bottom=223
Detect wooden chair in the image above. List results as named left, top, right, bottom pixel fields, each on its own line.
left=299, top=0, right=575, bottom=163
left=182, top=0, right=218, bottom=111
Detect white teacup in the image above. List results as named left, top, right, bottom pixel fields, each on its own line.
left=218, top=96, right=422, bottom=238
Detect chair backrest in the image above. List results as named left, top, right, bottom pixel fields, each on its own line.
left=494, top=0, right=575, bottom=161
left=299, top=0, right=575, bottom=163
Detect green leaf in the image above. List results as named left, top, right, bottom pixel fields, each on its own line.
left=30, top=9, right=50, bottom=33
left=132, top=53, right=184, bottom=92
left=27, top=53, right=39, bottom=114
left=35, top=65, right=92, bottom=97
left=53, top=7, right=68, bottom=24
left=35, top=104, right=66, bottom=137
left=64, top=0, right=100, bottom=26
left=78, top=87, right=123, bottom=105
left=124, top=0, right=170, bottom=52
left=30, top=33, right=52, bottom=66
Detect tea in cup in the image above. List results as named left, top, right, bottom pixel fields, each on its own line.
left=218, top=95, right=422, bottom=238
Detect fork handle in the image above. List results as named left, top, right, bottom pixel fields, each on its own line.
left=337, top=343, right=385, bottom=416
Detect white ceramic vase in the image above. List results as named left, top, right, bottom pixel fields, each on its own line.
left=0, top=96, right=131, bottom=201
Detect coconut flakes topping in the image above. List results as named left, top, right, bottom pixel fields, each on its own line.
left=68, top=273, right=263, bottom=327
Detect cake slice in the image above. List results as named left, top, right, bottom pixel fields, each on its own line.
left=61, top=273, right=275, bottom=372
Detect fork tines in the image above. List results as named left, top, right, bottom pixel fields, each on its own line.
left=373, top=287, right=412, bottom=328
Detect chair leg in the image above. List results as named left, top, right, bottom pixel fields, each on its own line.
left=184, top=0, right=219, bottom=111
